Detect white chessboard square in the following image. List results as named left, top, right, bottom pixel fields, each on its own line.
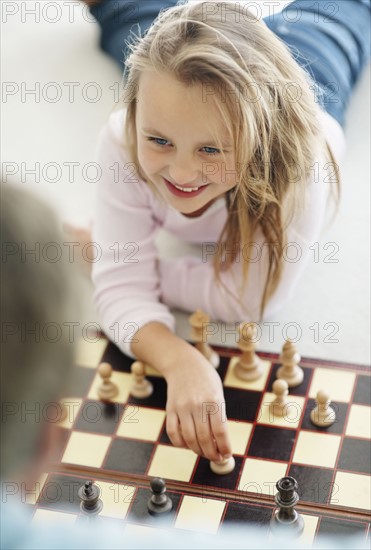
left=269, top=513, right=319, bottom=546
left=98, top=481, right=135, bottom=519
left=124, top=524, right=165, bottom=537
left=332, top=471, right=371, bottom=511
left=32, top=508, right=77, bottom=526
left=224, top=356, right=271, bottom=391
left=116, top=406, right=166, bottom=441
left=238, top=458, right=288, bottom=496
left=25, top=474, right=48, bottom=505
left=228, top=420, right=253, bottom=455
left=61, top=431, right=111, bottom=468
left=299, top=514, right=319, bottom=546
left=345, top=404, right=371, bottom=439
left=309, top=367, right=356, bottom=402
left=75, top=338, right=108, bottom=369
left=57, top=398, right=83, bottom=429
left=175, top=495, right=226, bottom=534
left=88, top=371, right=132, bottom=404
left=148, top=445, right=198, bottom=482
left=293, top=431, right=341, bottom=468
left=257, top=393, right=305, bottom=429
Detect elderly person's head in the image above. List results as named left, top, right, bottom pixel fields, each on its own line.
left=1, top=183, right=76, bottom=480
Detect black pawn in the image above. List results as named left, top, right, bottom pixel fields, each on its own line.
left=270, top=476, right=304, bottom=537
left=147, top=478, right=172, bottom=516
left=78, top=480, right=103, bottom=517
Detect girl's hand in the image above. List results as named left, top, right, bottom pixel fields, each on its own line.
left=130, top=322, right=232, bottom=461
left=164, top=347, right=232, bottom=462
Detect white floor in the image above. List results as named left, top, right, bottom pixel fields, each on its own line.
left=2, top=1, right=370, bottom=364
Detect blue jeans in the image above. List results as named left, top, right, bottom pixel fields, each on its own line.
left=90, top=0, right=371, bottom=128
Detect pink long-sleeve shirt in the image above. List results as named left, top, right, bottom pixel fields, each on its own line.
left=92, top=107, right=346, bottom=358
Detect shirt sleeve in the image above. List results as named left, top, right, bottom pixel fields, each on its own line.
left=91, top=112, right=175, bottom=358
left=158, top=151, right=334, bottom=323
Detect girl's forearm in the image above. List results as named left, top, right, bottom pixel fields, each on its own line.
left=130, top=321, right=198, bottom=378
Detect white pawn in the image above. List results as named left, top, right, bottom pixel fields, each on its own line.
left=97, top=362, right=118, bottom=400
left=310, top=390, right=336, bottom=427
left=189, top=310, right=220, bottom=368
left=234, top=323, right=263, bottom=381
left=270, top=379, right=289, bottom=417
left=210, top=456, right=235, bottom=475
left=276, top=340, right=304, bottom=387
left=130, top=361, right=153, bottom=399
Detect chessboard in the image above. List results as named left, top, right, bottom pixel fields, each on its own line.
left=30, top=333, right=371, bottom=546
left=26, top=469, right=370, bottom=544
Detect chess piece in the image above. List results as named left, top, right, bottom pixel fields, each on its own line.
left=310, top=390, right=336, bottom=427
left=270, top=379, right=289, bottom=417
left=130, top=361, right=153, bottom=398
left=147, top=478, right=173, bottom=515
left=97, top=362, right=118, bottom=400
left=270, top=476, right=304, bottom=537
left=189, top=309, right=219, bottom=368
left=210, top=455, right=236, bottom=475
left=276, top=340, right=304, bottom=387
left=234, top=323, right=263, bottom=381
left=78, top=481, right=103, bottom=518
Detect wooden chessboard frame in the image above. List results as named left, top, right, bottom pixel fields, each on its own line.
left=42, top=338, right=370, bottom=525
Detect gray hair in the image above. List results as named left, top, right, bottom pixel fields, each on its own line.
left=1, top=183, right=77, bottom=478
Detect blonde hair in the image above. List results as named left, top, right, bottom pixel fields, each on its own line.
left=122, top=1, right=340, bottom=318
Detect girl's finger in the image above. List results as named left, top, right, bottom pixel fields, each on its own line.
left=178, top=413, right=203, bottom=456
left=166, top=411, right=186, bottom=448
left=209, top=409, right=232, bottom=459
left=194, top=414, right=221, bottom=462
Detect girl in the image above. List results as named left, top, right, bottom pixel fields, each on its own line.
left=84, top=0, right=370, bottom=462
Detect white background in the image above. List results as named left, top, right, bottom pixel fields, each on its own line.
left=2, top=1, right=370, bottom=364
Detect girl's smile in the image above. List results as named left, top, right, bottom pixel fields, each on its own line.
left=163, top=178, right=209, bottom=198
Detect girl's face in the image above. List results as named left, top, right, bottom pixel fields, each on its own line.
left=136, top=71, right=238, bottom=216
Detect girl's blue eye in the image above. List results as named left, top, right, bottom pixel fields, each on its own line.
left=202, top=147, right=220, bottom=156
left=147, top=137, right=220, bottom=156
left=147, top=137, right=169, bottom=146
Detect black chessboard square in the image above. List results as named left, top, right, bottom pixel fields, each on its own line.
left=338, top=437, right=371, bottom=474
left=301, top=399, right=348, bottom=435
left=191, top=456, right=243, bottom=491
left=221, top=501, right=272, bottom=534
left=104, top=438, right=154, bottom=475
left=101, top=342, right=133, bottom=374
left=215, top=355, right=230, bottom=383
left=353, top=375, right=371, bottom=406
left=288, top=464, right=334, bottom=505
left=223, top=387, right=261, bottom=422
left=247, top=425, right=295, bottom=461
left=159, top=426, right=172, bottom=445
left=266, top=363, right=311, bottom=396
left=317, top=517, right=368, bottom=539
left=128, top=376, right=167, bottom=409
left=127, top=486, right=181, bottom=526
left=74, top=401, right=124, bottom=435
left=38, top=473, right=82, bottom=513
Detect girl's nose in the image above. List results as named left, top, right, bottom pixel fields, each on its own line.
left=168, top=157, right=199, bottom=186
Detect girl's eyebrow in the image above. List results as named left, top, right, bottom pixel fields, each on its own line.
left=141, top=128, right=232, bottom=148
